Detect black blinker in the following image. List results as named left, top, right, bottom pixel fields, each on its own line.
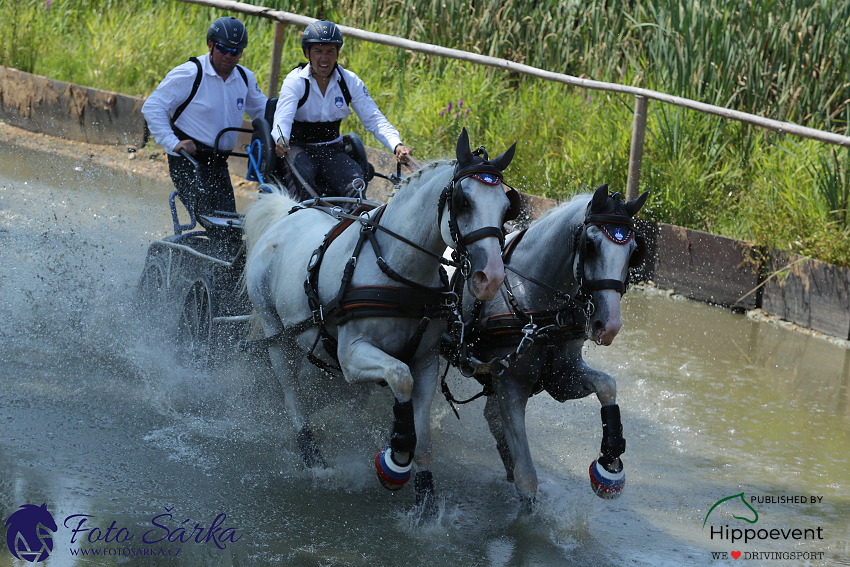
left=452, top=182, right=465, bottom=213
left=504, top=188, right=521, bottom=221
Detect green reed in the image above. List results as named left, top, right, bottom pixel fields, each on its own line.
left=6, top=0, right=850, bottom=266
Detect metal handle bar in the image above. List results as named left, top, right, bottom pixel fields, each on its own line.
left=179, top=149, right=199, bottom=170
left=212, top=126, right=253, bottom=159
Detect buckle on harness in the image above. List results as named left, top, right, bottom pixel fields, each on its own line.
left=555, top=310, right=570, bottom=328
left=311, top=303, right=324, bottom=325
left=442, top=291, right=459, bottom=308
left=517, top=323, right=537, bottom=355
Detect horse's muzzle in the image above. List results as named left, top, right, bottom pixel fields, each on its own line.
left=590, top=292, right=622, bottom=345
left=466, top=239, right=505, bottom=301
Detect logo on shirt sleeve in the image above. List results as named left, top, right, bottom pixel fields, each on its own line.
left=237, top=98, right=244, bottom=110
left=363, top=85, right=370, bottom=97
left=335, top=96, right=344, bottom=108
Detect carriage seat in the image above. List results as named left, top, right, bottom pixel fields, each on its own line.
left=197, top=215, right=243, bottom=230
left=249, top=97, right=376, bottom=187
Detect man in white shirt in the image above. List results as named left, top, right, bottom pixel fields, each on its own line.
left=272, top=20, right=414, bottom=202
left=142, top=17, right=267, bottom=219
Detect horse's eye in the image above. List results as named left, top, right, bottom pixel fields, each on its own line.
left=585, top=239, right=598, bottom=257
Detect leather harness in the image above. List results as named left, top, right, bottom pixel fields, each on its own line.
left=440, top=193, right=646, bottom=411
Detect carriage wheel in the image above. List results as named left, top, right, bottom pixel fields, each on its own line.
left=177, top=278, right=216, bottom=368
left=137, top=256, right=167, bottom=307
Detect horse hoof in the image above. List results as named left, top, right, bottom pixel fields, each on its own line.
left=375, top=446, right=411, bottom=491
left=415, top=471, right=438, bottom=521
left=297, top=427, right=327, bottom=469
left=589, top=458, right=625, bottom=499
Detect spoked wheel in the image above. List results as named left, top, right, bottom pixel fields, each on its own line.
left=137, top=256, right=167, bottom=308
left=177, top=278, right=216, bottom=368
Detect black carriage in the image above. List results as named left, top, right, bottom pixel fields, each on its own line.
left=136, top=98, right=397, bottom=367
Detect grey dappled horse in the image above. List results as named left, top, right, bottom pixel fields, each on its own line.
left=242, top=129, right=517, bottom=516
left=455, top=184, right=648, bottom=511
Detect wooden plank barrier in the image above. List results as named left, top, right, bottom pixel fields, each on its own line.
left=762, top=251, right=850, bottom=340
left=648, top=223, right=762, bottom=310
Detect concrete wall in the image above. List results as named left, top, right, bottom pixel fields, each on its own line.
left=0, top=66, right=147, bottom=147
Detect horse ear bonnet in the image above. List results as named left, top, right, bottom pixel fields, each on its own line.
left=585, top=184, right=647, bottom=268
left=625, top=190, right=649, bottom=217
left=451, top=128, right=520, bottom=221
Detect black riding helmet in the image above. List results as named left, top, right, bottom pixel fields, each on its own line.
left=301, top=20, right=343, bottom=56
left=207, top=17, right=248, bottom=50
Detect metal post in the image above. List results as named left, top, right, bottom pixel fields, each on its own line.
left=267, top=21, right=286, bottom=98
left=626, top=95, right=648, bottom=202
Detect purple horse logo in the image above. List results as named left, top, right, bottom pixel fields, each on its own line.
left=5, top=503, right=57, bottom=562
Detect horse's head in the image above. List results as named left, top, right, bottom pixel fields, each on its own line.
left=575, top=184, right=649, bottom=345
left=440, top=128, right=518, bottom=300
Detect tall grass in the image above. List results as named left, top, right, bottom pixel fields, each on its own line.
left=4, top=0, right=850, bottom=266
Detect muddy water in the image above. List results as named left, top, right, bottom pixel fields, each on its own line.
left=0, top=142, right=847, bottom=566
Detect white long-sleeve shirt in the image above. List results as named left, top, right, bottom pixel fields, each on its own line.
left=142, top=53, right=266, bottom=155
left=272, top=63, right=402, bottom=152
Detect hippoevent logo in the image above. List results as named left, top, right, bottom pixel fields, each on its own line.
left=5, top=504, right=57, bottom=562
left=5, top=503, right=242, bottom=561
left=703, top=492, right=827, bottom=561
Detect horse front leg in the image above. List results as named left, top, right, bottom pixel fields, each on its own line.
left=545, top=340, right=626, bottom=498
left=484, top=394, right=514, bottom=482
left=489, top=376, right=536, bottom=513
left=569, top=355, right=626, bottom=499
left=337, top=337, right=417, bottom=491
left=409, top=353, right=441, bottom=520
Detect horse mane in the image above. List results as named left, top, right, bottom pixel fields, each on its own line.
left=242, top=185, right=301, bottom=258
left=384, top=159, right=456, bottom=206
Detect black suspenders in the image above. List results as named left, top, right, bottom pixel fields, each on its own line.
left=172, top=57, right=248, bottom=123
left=296, top=62, right=352, bottom=109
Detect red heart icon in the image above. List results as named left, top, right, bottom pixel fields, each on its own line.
left=731, top=551, right=742, bottom=560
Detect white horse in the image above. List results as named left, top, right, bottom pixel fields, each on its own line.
left=242, top=129, right=518, bottom=516
left=449, top=184, right=648, bottom=511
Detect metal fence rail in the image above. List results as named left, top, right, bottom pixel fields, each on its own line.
left=179, top=0, right=850, bottom=200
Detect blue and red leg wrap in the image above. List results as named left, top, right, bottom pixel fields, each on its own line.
left=589, top=404, right=626, bottom=499
left=375, top=400, right=416, bottom=491
left=589, top=459, right=625, bottom=499
left=375, top=445, right=412, bottom=490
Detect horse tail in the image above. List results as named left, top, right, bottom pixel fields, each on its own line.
left=242, top=184, right=300, bottom=258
